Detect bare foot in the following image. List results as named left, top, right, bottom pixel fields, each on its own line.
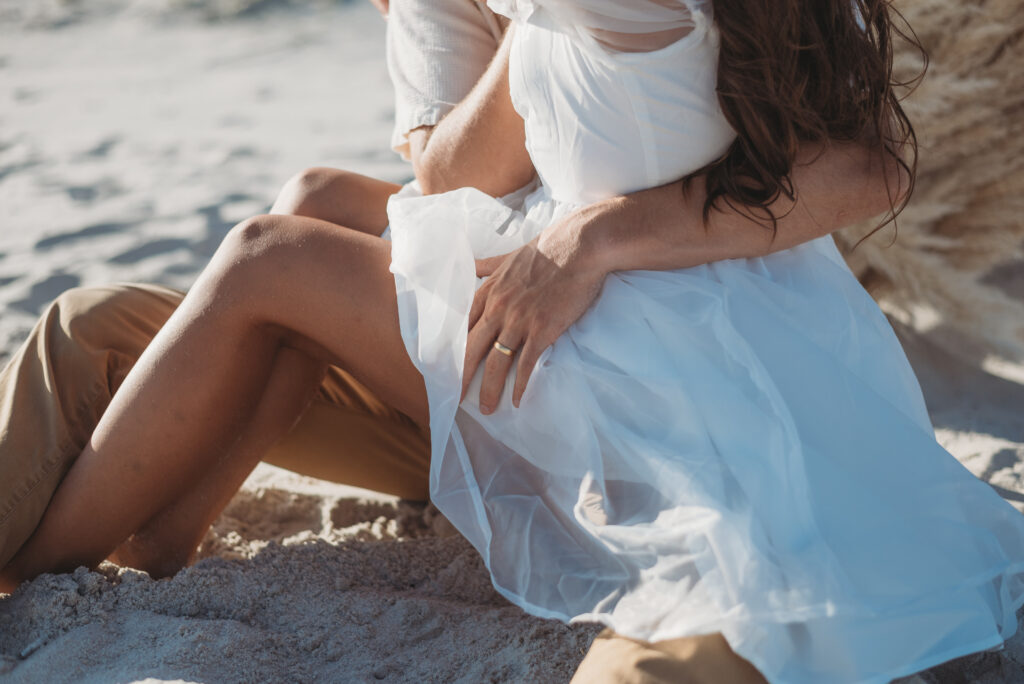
left=107, top=532, right=195, bottom=579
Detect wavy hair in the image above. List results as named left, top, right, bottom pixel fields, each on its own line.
left=699, top=0, right=927, bottom=241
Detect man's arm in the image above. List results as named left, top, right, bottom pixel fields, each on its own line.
left=563, top=139, right=910, bottom=274
left=407, top=29, right=535, bottom=198
left=386, top=0, right=529, bottom=197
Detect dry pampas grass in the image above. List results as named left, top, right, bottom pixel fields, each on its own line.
left=835, top=0, right=1024, bottom=363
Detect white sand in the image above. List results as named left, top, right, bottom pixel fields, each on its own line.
left=0, top=2, right=1022, bottom=682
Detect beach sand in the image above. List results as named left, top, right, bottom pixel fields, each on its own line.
left=1, top=1, right=1022, bottom=682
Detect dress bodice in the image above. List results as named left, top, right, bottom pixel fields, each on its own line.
left=493, top=0, right=736, bottom=204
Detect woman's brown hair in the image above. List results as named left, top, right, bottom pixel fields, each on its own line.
left=700, top=0, right=927, bottom=241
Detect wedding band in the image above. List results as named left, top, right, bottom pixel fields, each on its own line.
left=492, top=341, right=516, bottom=357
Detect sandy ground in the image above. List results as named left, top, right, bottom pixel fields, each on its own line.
left=1, top=2, right=1023, bottom=682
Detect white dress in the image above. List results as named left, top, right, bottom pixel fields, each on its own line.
left=385, top=1, right=1024, bottom=681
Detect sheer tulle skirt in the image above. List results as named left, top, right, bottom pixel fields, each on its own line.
left=386, top=183, right=1024, bottom=683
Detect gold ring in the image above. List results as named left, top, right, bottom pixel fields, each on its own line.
left=492, top=340, right=516, bottom=357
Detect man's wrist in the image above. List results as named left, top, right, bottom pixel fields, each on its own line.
left=568, top=196, right=630, bottom=276
left=576, top=178, right=722, bottom=274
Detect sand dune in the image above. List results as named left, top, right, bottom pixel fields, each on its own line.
left=1, top=1, right=1022, bottom=682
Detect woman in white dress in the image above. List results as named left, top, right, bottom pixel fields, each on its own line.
left=4, top=1, right=1024, bottom=681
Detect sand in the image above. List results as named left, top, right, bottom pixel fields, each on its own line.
left=0, top=470, right=594, bottom=683
left=1, top=1, right=1022, bottom=682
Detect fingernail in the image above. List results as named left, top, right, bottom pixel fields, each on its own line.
left=481, top=404, right=493, bottom=415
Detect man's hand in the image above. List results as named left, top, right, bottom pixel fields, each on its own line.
left=462, top=210, right=608, bottom=413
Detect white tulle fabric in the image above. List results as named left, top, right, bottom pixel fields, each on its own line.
left=385, top=1, right=1024, bottom=681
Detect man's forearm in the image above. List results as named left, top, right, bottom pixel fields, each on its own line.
left=409, top=30, right=535, bottom=197
left=575, top=140, right=910, bottom=273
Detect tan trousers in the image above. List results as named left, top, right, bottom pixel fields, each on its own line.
left=572, top=629, right=767, bottom=684
left=0, top=282, right=766, bottom=684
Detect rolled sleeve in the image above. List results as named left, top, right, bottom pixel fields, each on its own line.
left=386, top=0, right=506, bottom=159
